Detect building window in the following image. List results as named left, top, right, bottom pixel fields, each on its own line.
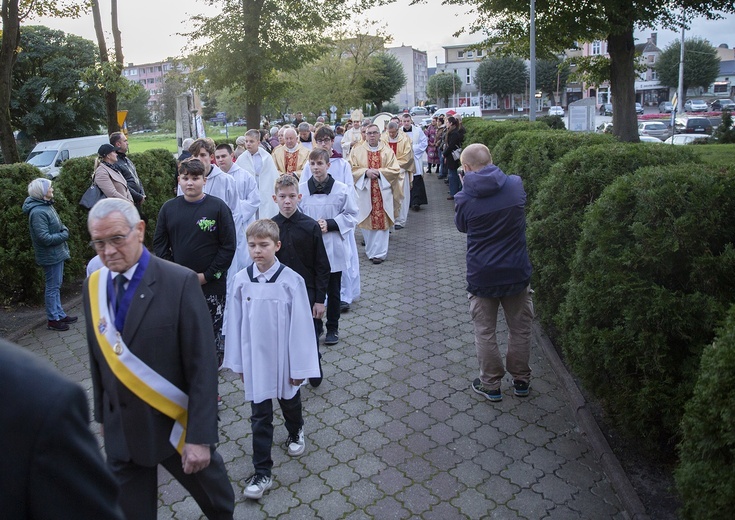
left=477, top=49, right=483, bottom=57
left=467, top=51, right=474, bottom=58
left=592, top=41, right=601, bottom=55
left=148, top=78, right=154, bottom=84
left=714, top=83, right=729, bottom=93
left=457, top=51, right=464, bottom=59
left=130, top=69, right=137, bottom=76
left=651, top=70, right=657, bottom=81
left=466, top=68, right=472, bottom=84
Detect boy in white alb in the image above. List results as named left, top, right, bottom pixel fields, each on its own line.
left=299, top=148, right=358, bottom=345
left=223, top=219, right=320, bottom=501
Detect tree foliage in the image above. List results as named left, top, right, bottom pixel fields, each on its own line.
left=426, top=72, right=462, bottom=106
left=90, top=0, right=124, bottom=135
left=186, top=0, right=386, bottom=130
left=475, top=56, right=527, bottom=106
left=436, top=0, right=735, bottom=142
left=363, top=52, right=406, bottom=112
left=158, top=62, right=189, bottom=122
left=118, top=82, right=152, bottom=130
left=11, top=25, right=105, bottom=142
left=655, top=37, right=720, bottom=94
left=0, top=0, right=86, bottom=163
left=535, top=58, right=570, bottom=105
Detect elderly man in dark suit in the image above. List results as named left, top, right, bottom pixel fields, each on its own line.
left=0, top=338, right=124, bottom=520
left=83, top=198, right=234, bottom=520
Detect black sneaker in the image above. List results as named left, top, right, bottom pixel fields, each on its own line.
left=471, top=378, right=502, bottom=402
left=513, top=380, right=530, bottom=397
left=47, top=320, right=69, bottom=331
left=59, top=315, right=78, bottom=323
left=340, top=301, right=350, bottom=313
left=325, top=330, right=339, bottom=345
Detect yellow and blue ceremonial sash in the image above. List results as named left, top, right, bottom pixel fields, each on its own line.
left=88, top=267, right=189, bottom=453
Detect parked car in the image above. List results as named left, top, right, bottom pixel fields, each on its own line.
left=409, top=106, right=428, bottom=116
left=684, top=99, right=708, bottom=112
left=658, top=101, right=674, bottom=113
left=663, top=134, right=710, bottom=145
left=599, top=103, right=613, bottom=116
left=548, top=106, right=565, bottom=116
left=638, top=121, right=669, bottom=140
left=710, top=98, right=735, bottom=111
left=639, top=135, right=664, bottom=143
left=674, top=116, right=713, bottom=135
left=635, top=102, right=644, bottom=115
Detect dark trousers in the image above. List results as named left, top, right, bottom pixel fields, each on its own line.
left=108, top=450, right=234, bottom=520
left=325, top=271, right=342, bottom=332
left=251, top=390, right=303, bottom=477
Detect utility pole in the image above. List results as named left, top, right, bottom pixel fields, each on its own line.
left=677, top=25, right=685, bottom=113
left=529, top=0, right=536, bottom=121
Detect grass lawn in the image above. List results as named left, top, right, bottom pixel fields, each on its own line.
left=128, top=133, right=178, bottom=153
left=692, top=143, right=735, bottom=168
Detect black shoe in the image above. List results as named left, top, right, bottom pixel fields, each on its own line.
left=47, top=320, right=69, bottom=331
left=394, top=224, right=404, bottom=230
left=340, top=301, right=350, bottom=313
left=513, top=380, right=530, bottom=397
left=59, top=315, right=78, bottom=323
left=371, top=258, right=384, bottom=264
left=325, top=330, right=339, bottom=345
left=411, top=205, right=420, bottom=211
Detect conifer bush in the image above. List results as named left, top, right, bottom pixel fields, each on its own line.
left=675, top=303, right=735, bottom=519
left=558, top=164, right=735, bottom=450
left=461, top=118, right=549, bottom=153
left=527, top=143, right=699, bottom=330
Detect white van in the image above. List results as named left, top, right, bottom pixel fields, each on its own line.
left=26, top=135, right=109, bottom=178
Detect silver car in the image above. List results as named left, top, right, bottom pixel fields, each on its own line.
left=638, top=121, right=669, bottom=140
left=684, top=99, right=708, bottom=112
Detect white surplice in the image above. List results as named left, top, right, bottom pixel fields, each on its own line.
left=236, top=148, right=280, bottom=220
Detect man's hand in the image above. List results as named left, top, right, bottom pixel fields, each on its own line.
left=366, top=169, right=380, bottom=180
left=197, top=273, right=207, bottom=285
left=317, top=219, right=328, bottom=234
left=181, top=443, right=211, bottom=474
left=312, top=302, right=325, bottom=319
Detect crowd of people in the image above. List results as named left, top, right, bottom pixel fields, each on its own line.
left=17, top=107, right=530, bottom=520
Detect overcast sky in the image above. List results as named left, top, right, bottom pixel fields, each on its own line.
left=31, top=1, right=734, bottom=66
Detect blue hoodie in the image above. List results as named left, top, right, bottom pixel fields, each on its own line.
left=454, top=163, right=532, bottom=293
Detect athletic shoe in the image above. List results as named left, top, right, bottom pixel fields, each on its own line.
left=47, top=320, right=69, bottom=331
left=243, top=473, right=273, bottom=499
left=340, top=301, right=350, bottom=313
left=325, top=330, right=339, bottom=345
left=513, top=380, right=530, bottom=397
left=286, top=427, right=305, bottom=456
left=394, top=224, right=404, bottom=230
left=59, top=315, right=78, bottom=323
left=471, top=378, right=502, bottom=402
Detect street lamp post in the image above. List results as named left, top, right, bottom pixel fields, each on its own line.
left=529, top=0, right=536, bottom=121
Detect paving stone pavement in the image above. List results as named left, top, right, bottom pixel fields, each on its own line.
left=15, top=173, right=627, bottom=519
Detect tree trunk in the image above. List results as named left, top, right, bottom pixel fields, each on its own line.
left=0, top=0, right=21, bottom=164
left=246, top=102, right=260, bottom=132
left=91, top=0, right=120, bottom=134
left=607, top=28, right=639, bottom=143
left=242, top=0, right=264, bottom=130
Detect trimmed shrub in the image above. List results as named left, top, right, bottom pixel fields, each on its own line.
left=493, top=130, right=613, bottom=202
left=527, top=143, right=699, bottom=330
left=675, top=303, right=735, bottom=519
left=0, top=163, right=46, bottom=303
left=558, top=164, right=735, bottom=451
left=461, top=118, right=549, bottom=153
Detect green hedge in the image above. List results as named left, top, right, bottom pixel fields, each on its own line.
left=0, top=149, right=178, bottom=304
left=0, top=163, right=46, bottom=303
left=527, top=143, right=699, bottom=330
left=675, top=303, right=735, bottom=518
left=461, top=118, right=550, bottom=153
left=558, top=164, right=735, bottom=451
left=493, top=130, right=614, bottom=202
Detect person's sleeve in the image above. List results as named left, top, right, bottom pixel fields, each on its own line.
left=331, top=190, right=358, bottom=238
left=29, top=378, right=125, bottom=520
left=30, top=211, right=68, bottom=247
left=288, top=277, right=320, bottom=380
left=239, top=174, right=260, bottom=224
left=313, top=223, right=331, bottom=303
left=223, top=276, right=245, bottom=374
left=152, top=204, right=173, bottom=261
left=416, top=128, right=428, bottom=156
left=204, top=203, right=236, bottom=282
left=179, top=270, right=219, bottom=444
left=454, top=202, right=468, bottom=233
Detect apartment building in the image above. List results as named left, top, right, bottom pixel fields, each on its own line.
left=386, top=45, right=429, bottom=109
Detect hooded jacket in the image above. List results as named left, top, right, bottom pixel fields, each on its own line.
left=454, top=163, right=532, bottom=292
left=22, top=197, right=70, bottom=266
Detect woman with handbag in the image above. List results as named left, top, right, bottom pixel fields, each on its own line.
left=94, top=144, right=133, bottom=202
left=22, top=178, right=77, bottom=331
left=443, top=115, right=465, bottom=200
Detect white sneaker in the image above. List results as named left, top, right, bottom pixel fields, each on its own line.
left=287, top=427, right=305, bottom=456
left=243, top=473, right=273, bottom=499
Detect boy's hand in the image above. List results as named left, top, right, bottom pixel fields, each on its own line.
left=197, top=273, right=207, bottom=285
left=312, top=303, right=325, bottom=319
left=318, top=219, right=328, bottom=234
left=290, top=378, right=304, bottom=386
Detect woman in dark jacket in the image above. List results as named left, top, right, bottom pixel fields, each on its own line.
left=22, top=178, right=76, bottom=331
left=443, top=115, right=465, bottom=199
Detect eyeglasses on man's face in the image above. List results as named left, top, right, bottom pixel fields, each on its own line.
left=89, top=227, right=135, bottom=251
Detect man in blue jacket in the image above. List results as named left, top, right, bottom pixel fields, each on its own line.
left=454, top=143, right=534, bottom=402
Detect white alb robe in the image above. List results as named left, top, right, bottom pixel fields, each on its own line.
left=223, top=262, right=320, bottom=403
left=236, top=148, right=280, bottom=220
left=226, top=163, right=260, bottom=270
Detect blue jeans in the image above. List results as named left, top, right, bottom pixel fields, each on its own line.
left=438, top=154, right=446, bottom=178
left=448, top=169, right=461, bottom=197
left=43, top=261, right=66, bottom=321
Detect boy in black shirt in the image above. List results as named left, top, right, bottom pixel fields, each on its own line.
left=271, top=175, right=330, bottom=387
left=153, top=158, right=236, bottom=366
